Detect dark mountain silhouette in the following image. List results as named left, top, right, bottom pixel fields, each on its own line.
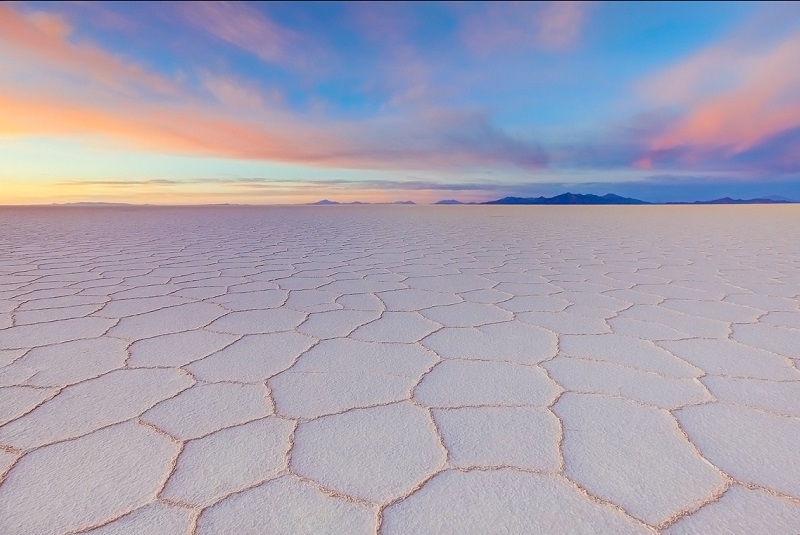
left=309, top=200, right=367, bottom=205
left=314, top=194, right=797, bottom=206
left=667, top=197, right=794, bottom=205
left=482, top=193, right=650, bottom=205
left=54, top=202, right=135, bottom=206
left=309, top=200, right=415, bottom=205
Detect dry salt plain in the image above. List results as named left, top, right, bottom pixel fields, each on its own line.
left=0, top=205, right=799, bottom=535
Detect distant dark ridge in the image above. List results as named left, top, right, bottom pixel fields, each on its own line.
left=435, top=200, right=479, bottom=205
left=482, top=193, right=650, bottom=205
left=53, top=202, right=135, bottom=206
left=308, top=200, right=416, bottom=205
left=313, top=194, right=797, bottom=206
left=308, top=200, right=367, bottom=205
left=666, top=197, right=794, bottom=205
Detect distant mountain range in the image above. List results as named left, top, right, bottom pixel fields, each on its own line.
left=439, top=193, right=796, bottom=205
left=53, top=202, right=136, bottom=206
left=666, top=197, right=792, bottom=205
left=482, top=193, right=649, bottom=205
left=309, top=199, right=415, bottom=205
left=435, top=199, right=477, bottom=205
left=52, top=195, right=797, bottom=208
left=310, top=199, right=356, bottom=205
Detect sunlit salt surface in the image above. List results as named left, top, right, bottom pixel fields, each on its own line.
left=1, top=205, right=799, bottom=534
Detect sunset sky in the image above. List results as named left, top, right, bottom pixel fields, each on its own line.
left=2, top=1, right=800, bottom=204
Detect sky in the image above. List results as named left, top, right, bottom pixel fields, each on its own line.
left=2, top=1, right=800, bottom=204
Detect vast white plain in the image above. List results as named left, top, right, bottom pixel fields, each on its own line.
left=0, top=205, right=799, bottom=534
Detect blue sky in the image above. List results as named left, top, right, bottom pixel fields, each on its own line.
left=2, top=1, right=799, bottom=203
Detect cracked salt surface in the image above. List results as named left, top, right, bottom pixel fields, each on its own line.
left=1, top=205, right=800, bottom=534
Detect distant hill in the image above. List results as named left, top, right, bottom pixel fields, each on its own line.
left=54, top=202, right=135, bottom=206
left=311, top=195, right=796, bottom=206
left=308, top=200, right=368, bottom=205
left=482, top=193, right=650, bottom=205
left=667, top=197, right=795, bottom=205
left=309, top=200, right=415, bottom=205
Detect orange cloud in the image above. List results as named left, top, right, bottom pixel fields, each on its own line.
left=0, top=88, right=341, bottom=162
left=0, top=5, right=176, bottom=94
left=0, top=5, right=545, bottom=172
left=0, top=82, right=546, bottom=171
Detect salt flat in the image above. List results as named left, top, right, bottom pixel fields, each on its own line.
left=0, top=205, right=799, bottom=534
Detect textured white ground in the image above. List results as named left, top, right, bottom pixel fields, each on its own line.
left=0, top=205, right=799, bottom=534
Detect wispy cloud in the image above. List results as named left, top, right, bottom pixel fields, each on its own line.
left=56, top=179, right=185, bottom=186
left=51, top=176, right=515, bottom=204
left=199, top=71, right=283, bottom=111
left=8, top=0, right=796, bottom=204
left=181, top=2, right=318, bottom=70
left=0, top=4, right=548, bottom=173
left=461, top=1, right=594, bottom=55
left=0, top=5, right=176, bottom=95
left=638, top=5, right=800, bottom=171
left=347, top=3, right=439, bottom=110
left=339, top=109, right=547, bottom=170
left=350, top=2, right=418, bottom=47
left=1, top=88, right=547, bottom=171
left=536, top=1, right=593, bottom=50
left=56, top=177, right=498, bottom=191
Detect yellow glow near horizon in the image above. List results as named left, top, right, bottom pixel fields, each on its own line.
left=0, top=138, right=498, bottom=205
left=0, top=178, right=468, bottom=205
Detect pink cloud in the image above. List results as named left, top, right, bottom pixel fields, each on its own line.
left=639, top=17, right=800, bottom=168
left=537, top=1, right=592, bottom=50
left=462, top=1, right=593, bottom=55
left=199, top=71, right=284, bottom=111
left=346, top=3, right=437, bottom=110
left=633, top=156, right=653, bottom=170
left=0, top=5, right=544, bottom=172
left=0, top=5, right=176, bottom=95
left=2, top=74, right=545, bottom=171
left=349, top=2, right=417, bottom=47
left=181, top=2, right=318, bottom=70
